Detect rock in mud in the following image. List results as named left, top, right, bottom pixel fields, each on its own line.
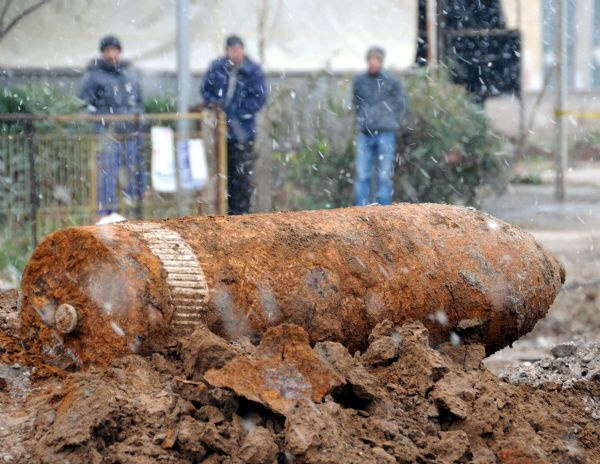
left=283, top=398, right=328, bottom=456
left=431, top=372, right=474, bottom=420
left=551, top=342, right=577, bottom=358
left=196, top=405, right=225, bottom=424
left=104, top=434, right=182, bottom=464
left=193, top=421, right=235, bottom=455
left=39, top=378, right=121, bottom=453
left=427, top=430, right=471, bottom=462
left=371, top=446, right=396, bottom=463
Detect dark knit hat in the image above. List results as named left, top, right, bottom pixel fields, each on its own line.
left=366, top=46, right=385, bottom=61
left=99, top=35, right=122, bottom=52
left=225, top=35, right=244, bottom=48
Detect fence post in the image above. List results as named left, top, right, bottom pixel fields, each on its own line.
left=25, top=120, right=38, bottom=247
left=215, top=108, right=228, bottom=215
left=554, top=0, right=568, bottom=202
left=89, top=134, right=97, bottom=219
left=134, top=114, right=143, bottom=219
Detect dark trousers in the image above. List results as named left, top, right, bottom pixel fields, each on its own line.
left=96, top=132, right=146, bottom=216
left=227, top=139, right=256, bottom=215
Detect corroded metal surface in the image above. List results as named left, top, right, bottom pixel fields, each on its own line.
left=204, top=324, right=344, bottom=415
left=19, top=204, right=565, bottom=366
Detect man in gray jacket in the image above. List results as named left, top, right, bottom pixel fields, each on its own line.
left=79, top=35, right=145, bottom=218
left=352, top=46, right=406, bottom=206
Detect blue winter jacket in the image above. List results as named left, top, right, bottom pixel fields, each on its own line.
left=201, top=57, right=267, bottom=142
left=79, top=58, right=143, bottom=132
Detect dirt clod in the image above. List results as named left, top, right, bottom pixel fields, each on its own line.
left=176, top=417, right=207, bottom=458
left=315, top=340, right=386, bottom=411
left=238, top=426, right=278, bottom=464
left=181, top=324, right=239, bottom=378
left=361, top=335, right=400, bottom=366
left=438, top=342, right=487, bottom=370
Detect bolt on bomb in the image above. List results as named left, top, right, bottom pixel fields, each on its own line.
left=20, top=204, right=565, bottom=367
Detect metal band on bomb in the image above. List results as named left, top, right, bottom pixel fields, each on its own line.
left=121, top=222, right=209, bottom=333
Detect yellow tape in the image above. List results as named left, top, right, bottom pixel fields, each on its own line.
left=554, top=110, right=600, bottom=119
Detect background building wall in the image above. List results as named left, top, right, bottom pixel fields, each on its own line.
left=0, top=0, right=417, bottom=72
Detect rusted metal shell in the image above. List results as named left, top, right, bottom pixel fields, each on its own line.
left=20, top=204, right=565, bottom=366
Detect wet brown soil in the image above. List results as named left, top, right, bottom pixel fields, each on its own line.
left=1, top=290, right=599, bottom=464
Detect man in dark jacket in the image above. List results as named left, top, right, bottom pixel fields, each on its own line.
left=79, top=35, right=146, bottom=217
left=353, top=46, right=406, bottom=206
left=201, top=35, right=267, bottom=215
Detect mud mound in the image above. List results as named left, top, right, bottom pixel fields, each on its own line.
left=1, top=285, right=599, bottom=464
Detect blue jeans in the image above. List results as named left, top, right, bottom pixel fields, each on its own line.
left=96, top=133, right=146, bottom=216
left=354, top=131, right=396, bottom=206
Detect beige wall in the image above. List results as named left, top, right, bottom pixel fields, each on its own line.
left=0, top=0, right=417, bottom=72
left=503, top=0, right=544, bottom=91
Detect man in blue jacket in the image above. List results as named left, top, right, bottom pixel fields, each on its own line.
left=79, top=35, right=145, bottom=218
left=201, top=35, right=267, bottom=215
left=353, top=46, right=406, bottom=206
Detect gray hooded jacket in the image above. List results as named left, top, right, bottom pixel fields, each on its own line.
left=353, top=71, right=406, bottom=134
left=79, top=58, right=143, bottom=132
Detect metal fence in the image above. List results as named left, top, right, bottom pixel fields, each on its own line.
left=0, top=110, right=227, bottom=251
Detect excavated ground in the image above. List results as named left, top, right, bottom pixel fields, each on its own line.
left=1, top=290, right=600, bottom=463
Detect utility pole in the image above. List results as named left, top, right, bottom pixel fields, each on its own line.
left=516, top=0, right=526, bottom=160
left=176, top=0, right=190, bottom=213
left=554, top=0, right=568, bottom=202
left=426, top=0, right=438, bottom=66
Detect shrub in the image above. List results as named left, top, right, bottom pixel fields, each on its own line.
left=0, top=83, right=84, bottom=133
left=144, top=96, right=177, bottom=114
left=397, top=70, right=507, bottom=206
left=0, top=83, right=82, bottom=115
left=268, top=75, right=356, bottom=211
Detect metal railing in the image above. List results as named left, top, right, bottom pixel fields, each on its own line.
left=0, top=109, right=228, bottom=249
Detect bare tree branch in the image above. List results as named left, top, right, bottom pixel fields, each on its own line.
left=0, top=0, right=52, bottom=42
left=0, top=0, right=14, bottom=29
left=257, top=0, right=267, bottom=64
left=256, top=0, right=281, bottom=65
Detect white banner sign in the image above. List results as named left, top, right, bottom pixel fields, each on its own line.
left=151, top=126, right=176, bottom=193
left=151, top=126, right=208, bottom=192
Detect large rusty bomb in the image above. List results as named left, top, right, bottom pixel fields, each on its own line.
left=20, top=204, right=565, bottom=366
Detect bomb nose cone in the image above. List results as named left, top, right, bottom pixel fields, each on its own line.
left=19, top=204, right=564, bottom=367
